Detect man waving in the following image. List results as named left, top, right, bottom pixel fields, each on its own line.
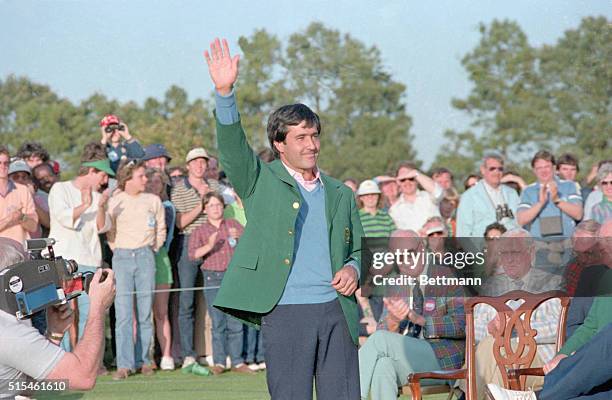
left=204, top=38, right=363, bottom=399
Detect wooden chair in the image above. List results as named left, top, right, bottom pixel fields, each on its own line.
left=406, top=290, right=570, bottom=400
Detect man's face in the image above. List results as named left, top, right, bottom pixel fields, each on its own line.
left=498, top=238, right=532, bottom=279
left=466, top=176, right=479, bottom=189
left=145, top=157, right=168, bottom=171
left=557, top=164, right=577, bottom=181
left=9, top=171, right=32, bottom=187
left=0, top=154, right=9, bottom=180
left=572, top=229, right=598, bottom=254
left=187, top=158, right=208, bottom=180
left=88, top=169, right=109, bottom=192
left=533, top=159, right=554, bottom=183
left=601, top=173, right=612, bottom=199
left=389, top=236, right=424, bottom=276
left=274, top=121, right=320, bottom=174
left=434, top=172, right=452, bottom=190
left=480, top=158, right=504, bottom=187
left=33, top=166, right=58, bottom=193
left=397, top=167, right=417, bottom=196
left=205, top=158, right=219, bottom=180
left=25, top=155, right=44, bottom=169
left=380, top=180, right=399, bottom=200
left=127, top=167, right=147, bottom=193
left=146, top=173, right=164, bottom=197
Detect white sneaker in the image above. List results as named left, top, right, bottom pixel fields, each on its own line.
left=257, top=362, right=266, bottom=370
left=182, top=356, right=196, bottom=369
left=486, top=384, right=537, bottom=400
left=205, top=355, right=214, bottom=366
left=160, top=356, right=175, bottom=370
left=247, top=363, right=259, bottom=371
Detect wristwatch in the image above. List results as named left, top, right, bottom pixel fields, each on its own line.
left=46, top=331, right=64, bottom=341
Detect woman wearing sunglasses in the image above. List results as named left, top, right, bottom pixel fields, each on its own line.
left=591, top=163, right=612, bottom=224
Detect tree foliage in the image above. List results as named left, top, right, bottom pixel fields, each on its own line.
left=434, top=16, right=612, bottom=185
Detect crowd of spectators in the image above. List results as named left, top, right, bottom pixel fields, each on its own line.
left=0, top=112, right=610, bottom=398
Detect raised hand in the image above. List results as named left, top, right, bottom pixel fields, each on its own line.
left=204, top=38, right=240, bottom=96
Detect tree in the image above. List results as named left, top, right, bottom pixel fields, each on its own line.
left=434, top=17, right=611, bottom=185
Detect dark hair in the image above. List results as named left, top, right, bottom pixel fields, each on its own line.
left=116, top=159, right=146, bottom=190
left=78, top=142, right=108, bottom=176
left=32, top=162, right=55, bottom=176
left=556, top=153, right=579, bottom=171
left=463, top=174, right=480, bottom=191
left=484, top=222, right=507, bottom=238
left=395, top=161, right=418, bottom=176
left=267, top=104, right=321, bottom=158
left=257, top=148, right=275, bottom=163
left=0, top=146, right=10, bottom=159
left=16, top=142, right=49, bottom=162
left=531, top=150, right=555, bottom=168
left=203, top=191, right=225, bottom=208
left=431, top=167, right=453, bottom=180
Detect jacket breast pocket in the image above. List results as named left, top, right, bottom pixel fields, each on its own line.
left=238, top=255, right=259, bottom=270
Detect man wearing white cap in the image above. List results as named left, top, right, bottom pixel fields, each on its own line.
left=170, top=147, right=221, bottom=368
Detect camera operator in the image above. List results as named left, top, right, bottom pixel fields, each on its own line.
left=0, top=238, right=116, bottom=398
left=99, top=114, right=145, bottom=173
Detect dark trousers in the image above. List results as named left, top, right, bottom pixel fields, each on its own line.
left=262, top=299, right=359, bottom=400
left=539, top=322, right=612, bottom=400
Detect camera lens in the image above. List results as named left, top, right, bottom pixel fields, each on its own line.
left=64, top=259, right=79, bottom=274
left=105, top=127, right=113, bottom=133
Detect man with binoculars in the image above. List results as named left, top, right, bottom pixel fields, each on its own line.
left=0, top=238, right=116, bottom=399
left=99, top=114, right=145, bottom=173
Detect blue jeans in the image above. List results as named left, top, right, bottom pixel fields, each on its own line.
left=203, top=270, right=244, bottom=367
left=177, top=234, right=200, bottom=359
left=245, top=325, right=265, bottom=364
left=538, top=323, right=612, bottom=400
left=113, top=247, right=155, bottom=370
left=60, top=265, right=97, bottom=351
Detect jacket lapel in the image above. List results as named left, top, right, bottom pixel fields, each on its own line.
left=321, top=174, right=342, bottom=232
left=268, top=160, right=298, bottom=190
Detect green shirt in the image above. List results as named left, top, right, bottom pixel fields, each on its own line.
left=358, top=209, right=396, bottom=238
left=224, top=202, right=247, bottom=227
left=559, top=296, right=612, bottom=356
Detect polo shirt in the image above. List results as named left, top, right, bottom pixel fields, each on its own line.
left=389, top=190, right=440, bottom=232
left=518, top=177, right=582, bottom=239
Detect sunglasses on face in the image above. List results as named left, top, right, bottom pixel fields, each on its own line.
left=398, top=177, right=416, bottom=183
left=601, top=181, right=612, bottom=187
left=104, top=124, right=125, bottom=133
left=488, top=167, right=504, bottom=172
left=0, top=161, right=10, bottom=166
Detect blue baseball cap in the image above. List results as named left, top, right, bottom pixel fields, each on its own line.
left=143, top=144, right=172, bottom=161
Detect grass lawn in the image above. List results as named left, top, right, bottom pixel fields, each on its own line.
left=36, top=369, right=450, bottom=400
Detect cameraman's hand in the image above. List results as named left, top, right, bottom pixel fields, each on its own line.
left=89, top=269, right=116, bottom=311
left=47, top=303, right=74, bottom=336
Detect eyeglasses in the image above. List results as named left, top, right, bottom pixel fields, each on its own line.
left=398, top=177, right=416, bottom=183
left=488, top=167, right=504, bottom=172
left=428, top=231, right=445, bottom=237
left=0, top=161, right=10, bottom=166
left=601, top=181, right=612, bottom=187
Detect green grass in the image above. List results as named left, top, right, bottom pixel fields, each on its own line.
left=36, top=369, right=449, bottom=400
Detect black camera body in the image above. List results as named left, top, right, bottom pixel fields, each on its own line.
left=0, top=239, right=93, bottom=319
left=104, top=124, right=125, bottom=133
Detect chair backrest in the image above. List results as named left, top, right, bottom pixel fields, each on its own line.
left=463, top=290, right=570, bottom=399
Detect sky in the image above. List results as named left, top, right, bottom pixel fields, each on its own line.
left=1, top=0, right=610, bottom=167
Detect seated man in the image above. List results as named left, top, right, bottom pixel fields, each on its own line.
left=359, top=229, right=466, bottom=400
left=487, top=298, right=612, bottom=400
left=0, top=238, right=116, bottom=398
left=456, top=229, right=563, bottom=399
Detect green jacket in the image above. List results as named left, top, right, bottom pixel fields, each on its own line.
left=213, top=118, right=364, bottom=344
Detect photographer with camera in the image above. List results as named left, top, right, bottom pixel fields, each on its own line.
left=0, top=237, right=116, bottom=398
left=99, top=114, right=145, bottom=173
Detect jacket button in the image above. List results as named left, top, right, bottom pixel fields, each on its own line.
left=288, top=229, right=294, bottom=235
left=292, top=201, right=300, bottom=209
left=283, top=258, right=290, bottom=265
